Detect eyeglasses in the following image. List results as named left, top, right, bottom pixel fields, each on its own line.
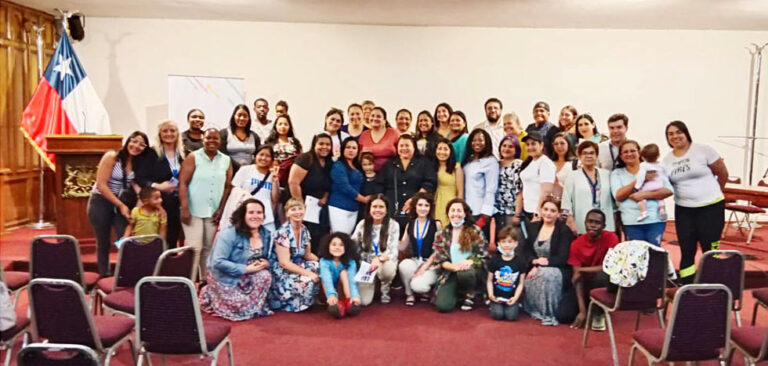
left=129, top=138, right=147, bottom=148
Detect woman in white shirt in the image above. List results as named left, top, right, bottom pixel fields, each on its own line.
left=231, top=145, right=281, bottom=232
left=550, top=132, right=578, bottom=198
left=519, top=132, right=556, bottom=221
left=662, top=121, right=728, bottom=284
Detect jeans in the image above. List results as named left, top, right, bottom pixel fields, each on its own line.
left=623, top=222, right=667, bottom=246
left=490, top=302, right=520, bottom=321
left=87, top=194, right=128, bottom=276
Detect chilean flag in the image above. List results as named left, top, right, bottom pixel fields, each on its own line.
left=19, top=33, right=111, bottom=170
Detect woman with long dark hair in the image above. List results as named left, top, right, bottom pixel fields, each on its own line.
left=434, top=139, right=463, bottom=227
left=358, top=106, right=400, bottom=172
left=398, top=192, right=441, bottom=306
left=230, top=144, right=280, bottom=232
left=351, top=195, right=400, bottom=305
left=219, top=104, right=261, bottom=170
left=329, top=137, right=368, bottom=234
left=447, top=111, right=470, bottom=163
left=265, top=114, right=302, bottom=187
left=322, top=108, right=349, bottom=159
left=434, top=103, right=454, bottom=138
left=414, top=110, right=441, bottom=162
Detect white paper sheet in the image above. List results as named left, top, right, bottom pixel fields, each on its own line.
left=303, top=195, right=321, bottom=224
left=354, top=261, right=378, bottom=283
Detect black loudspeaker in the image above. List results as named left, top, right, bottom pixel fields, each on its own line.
left=68, top=15, right=84, bottom=41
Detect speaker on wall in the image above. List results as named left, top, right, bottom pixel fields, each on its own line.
left=68, top=15, right=84, bottom=41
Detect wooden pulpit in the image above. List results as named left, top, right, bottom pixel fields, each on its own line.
left=47, top=135, right=123, bottom=247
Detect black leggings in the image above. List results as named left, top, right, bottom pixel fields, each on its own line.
left=162, top=193, right=181, bottom=248
left=87, top=194, right=128, bottom=276
left=674, top=200, right=725, bottom=281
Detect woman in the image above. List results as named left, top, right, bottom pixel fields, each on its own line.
left=463, top=129, right=499, bottom=238
left=519, top=132, right=556, bottom=220
left=502, top=112, right=528, bottom=161
left=269, top=198, right=320, bottom=312
left=342, top=103, right=368, bottom=139
left=663, top=121, right=728, bottom=284
left=414, top=110, right=441, bottom=162
left=520, top=197, right=575, bottom=326
left=329, top=137, right=368, bottom=234
left=182, top=108, right=205, bottom=156
left=433, top=199, right=488, bottom=312
left=434, top=103, right=453, bottom=138
left=398, top=192, right=441, bottom=306
left=288, top=133, right=333, bottom=255
left=231, top=145, right=280, bottom=232
left=375, top=135, right=437, bottom=234
left=610, top=140, right=673, bottom=246
left=351, top=195, right=400, bottom=305
left=88, top=131, right=150, bottom=276
left=264, top=114, right=302, bottom=187
left=434, top=139, right=463, bottom=227
left=134, top=120, right=184, bottom=248
left=562, top=141, right=615, bottom=234
left=219, top=104, right=261, bottom=170
left=200, top=199, right=273, bottom=320
left=358, top=107, right=400, bottom=172
left=322, top=108, right=349, bottom=159
left=575, top=114, right=607, bottom=144
left=447, top=111, right=470, bottom=164
left=395, top=109, right=412, bottom=135
left=550, top=132, right=578, bottom=198
left=493, top=135, right=524, bottom=241
left=179, top=128, right=233, bottom=281
left=558, top=105, right=579, bottom=148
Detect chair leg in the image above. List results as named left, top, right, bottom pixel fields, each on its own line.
left=3, top=343, right=13, bottom=366
left=656, top=308, right=666, bottom=328
left=634, top=311, right=641, bottom=331
left=227, top=339, right=234, bottom=366
left=605, top=311, right=619, bottom=366
left=582, top=301, right=595, bottom=347
left=752, top=301, right=760, bottom=325
left=628, top=344, right=636, bottom=366
left=735, top=310, right=743, bottom=327
left=137, top=352, right=145, bottom=366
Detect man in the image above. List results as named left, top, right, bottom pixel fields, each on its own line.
left=472, top=97, right=505, bottom=159
left=252, top=98, right=273, bottom=142
left=567, top=209, right=619, bottom=331
left=182, top=109, right=205, bottom=156
left=525, top=101, right=558, bottom=156
left=275, top=100, right=289, bottom=118
left=598, top=113, right=629, bottom=170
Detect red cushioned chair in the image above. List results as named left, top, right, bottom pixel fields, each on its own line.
left=664, top=250, right=745, bottom=326
left=28, top=278, right=134, bottom=366
left=730, top=325, right=768, bottom=365
left=723, top=176, right=765, bottom=244
left=135, top=276, right=234, bottom=366
left=629, top=284, right=731, bottom=365
left=0, top=316, right=31, bottom=366
left=0, top=265, right=29, bottom=310
left=582, top=248, right=668, bottom=366
left=16, top=343, right=100, bottom=366
left=29, top=235, right=100, bottom=311
left=751, top=287, right=768, bottom=325
left=99, top=235, right=166, bottom=317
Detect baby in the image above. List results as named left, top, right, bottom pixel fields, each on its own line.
left=635, top=143, right=667, bottom=221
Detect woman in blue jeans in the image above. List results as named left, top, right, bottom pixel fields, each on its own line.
left=610, top=140, right=673, bottom=245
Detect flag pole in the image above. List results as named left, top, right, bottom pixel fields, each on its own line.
left=28, top=24, right=53, bottom=230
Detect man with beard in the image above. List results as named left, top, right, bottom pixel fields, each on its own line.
left=252, top=98, right=273, bottom=142
left=525, top=101, right=558, bottom=156
left=472, top=97, right=505, bottom=159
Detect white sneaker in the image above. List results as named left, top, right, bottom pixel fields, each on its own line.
left=636, top=212, right=649, bottom=222
left=380, top=292, right=391, bottom=304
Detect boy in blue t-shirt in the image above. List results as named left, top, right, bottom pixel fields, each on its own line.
left=486, top=226, right=528, bottom=321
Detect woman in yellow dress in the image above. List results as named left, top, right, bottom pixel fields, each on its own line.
left=434, top=139, right=464, bottom=226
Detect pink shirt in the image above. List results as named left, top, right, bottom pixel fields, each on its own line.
left=359, top=127, right=400, bottom=172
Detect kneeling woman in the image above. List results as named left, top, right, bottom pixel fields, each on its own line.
left=351, top=194, right=400, bottom=305
left=318, top=233, right=362, bottom=318
left=200, top=198, right=273, bottom=320
left=433, top=199, right=488, bottom=312
left=269, top=198, right=320, bottom=312
left=521, top=196, right=575, bottom=326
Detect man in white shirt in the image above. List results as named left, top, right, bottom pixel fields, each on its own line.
left=598, top=113, right=629, bottom=170
left=472, top=97, right=505, bottom=159
left=252, top=98, right=273, bottom=142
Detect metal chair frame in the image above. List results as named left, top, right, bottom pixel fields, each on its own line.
left=100, top=235, right=166, bottom=317
left=29, top=235, right=98, bottom=311
left=16, top=343, right=100, bottom=366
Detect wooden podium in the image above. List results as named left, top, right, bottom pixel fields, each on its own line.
left=47, top=135, right=123, bottom=247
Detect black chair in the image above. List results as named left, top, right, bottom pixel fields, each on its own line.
left=154, top=246, right=197, bottom=280
left=17, top=343, right=100, bottom=366
left=99, top=235, right=165, bottom=317
left=0, top=265, right=29, bottom=310
left=29, top=235, right=100, bottom=310
left=0, top=315, right=30, bottom=366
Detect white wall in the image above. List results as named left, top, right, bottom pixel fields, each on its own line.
left=74, top=17, right=768, bottom=183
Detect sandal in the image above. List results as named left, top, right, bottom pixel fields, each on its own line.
left=405, top=295, right=415, bottom=307
left=460, top=298, right=474, bottom=311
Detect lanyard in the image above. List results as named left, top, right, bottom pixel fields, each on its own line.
left=415, top=218, right=429, bottom=259
left=609, top=144, right=618, bottom=169
left=372, top=239, right=380, bottom=256
left=582, top=168, right=600, bottom=209
left=164, top=150, right=179, bottom=179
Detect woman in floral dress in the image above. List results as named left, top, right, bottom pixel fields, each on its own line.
left=199, top=198, right=273, bottom=320
left=269, top=198, right=320, bottom=312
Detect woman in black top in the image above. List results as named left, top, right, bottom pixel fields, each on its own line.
left=288, top=132, right=333, bottom=254
left=134, top=120, right=185, bottom=247
left=397, top=192, right=441, bottom=306
left=375, top=135, right=437, bottom=236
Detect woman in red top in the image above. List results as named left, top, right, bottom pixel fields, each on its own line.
left=358, top=107, right=400, bottom=172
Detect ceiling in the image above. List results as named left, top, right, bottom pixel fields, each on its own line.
left=14, top=0, right=768, bottom=30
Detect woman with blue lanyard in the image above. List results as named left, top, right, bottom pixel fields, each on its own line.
left=135, top=119, right=184, bottom=248
left=561, top=141, right=615, bottom=235
left=351, top=194, right=400, bottom=305
left=398, top=192, right=441, bottom=306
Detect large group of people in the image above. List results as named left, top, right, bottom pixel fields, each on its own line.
left=86, top=97, right=729, bottom=326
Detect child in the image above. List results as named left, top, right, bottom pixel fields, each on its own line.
left=357, top=152, right=378, bottom=222
left=318, top=232, right=362, bottom=318
left=123, top=187, right=167, bottom=239
left=635, top=143, right=667, bottom=221
left=486, top=226, right=527, bottom=321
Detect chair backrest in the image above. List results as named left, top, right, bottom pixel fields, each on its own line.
left=17, top=343, right=100, bottom=366
left=662, top=284, right=731, bottom=362
left=136, top=276, right=208, bottom=354
left=153, top=247, right=197, bottom=280
left=696, top=250, right=745, bottom=305
left=725, top=177, right=742, bottom=203
left=112, top=235, right=166, bottom=290
left=28, top=279, right=102, bottom=351
left=618, top=248, right=668, bottom=310
left=29, top=235, right=85, bottom=287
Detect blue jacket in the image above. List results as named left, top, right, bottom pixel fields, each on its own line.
left=319, top=258, right=360, bottom=299
left=329, top=161, right=364, bottom=211
left=207, top=226, right=273, bottom=287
